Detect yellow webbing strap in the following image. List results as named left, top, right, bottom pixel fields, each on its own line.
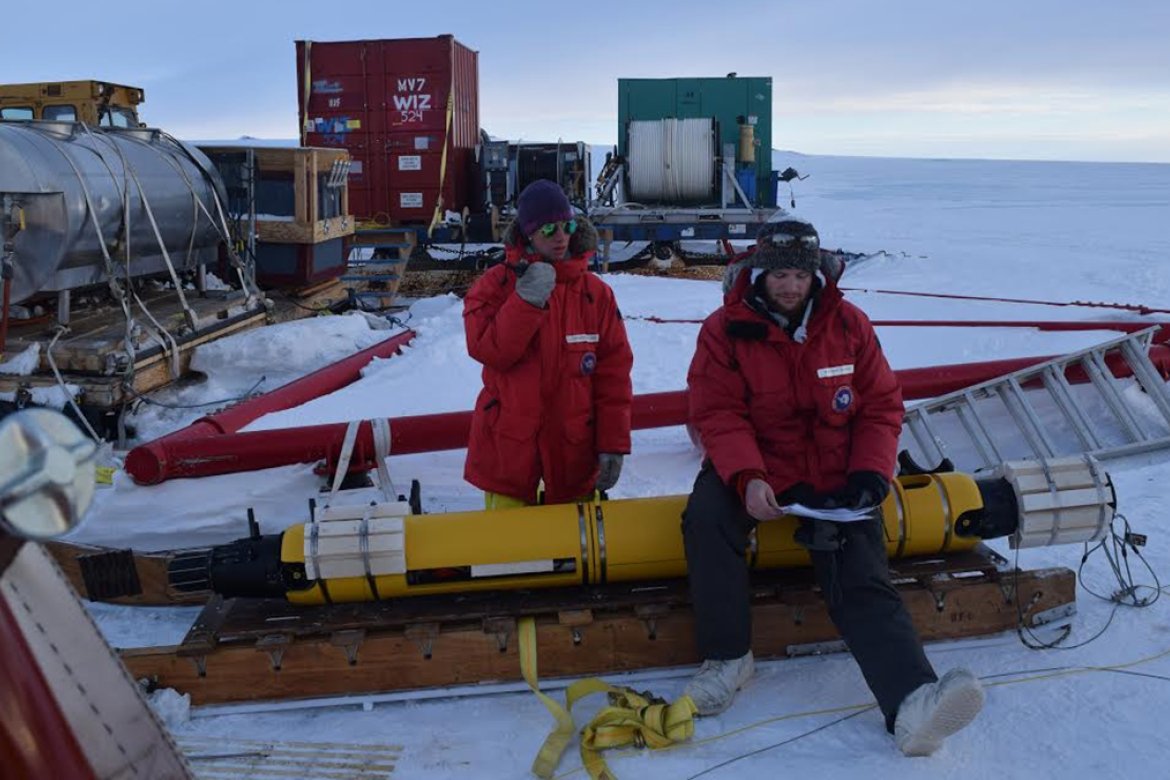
left=519, top=617, right=698, bottom=780
left=520, top=616, right=576, bottom=778
left=300, top=41, right=312, bottom=146
left=427, top=84, right=456, bottom=238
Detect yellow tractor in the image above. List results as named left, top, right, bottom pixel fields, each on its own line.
left=0, top=80, right=144, bottom=126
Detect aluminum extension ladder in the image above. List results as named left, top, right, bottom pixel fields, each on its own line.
left=901, top=327, right=1170, bottom=472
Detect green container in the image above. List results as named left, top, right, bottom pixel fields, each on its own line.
left=617, top=77, right=773, bottom=206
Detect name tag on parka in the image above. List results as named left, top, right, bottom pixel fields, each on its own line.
left=566, top=334, right=600, bottom=344
left=817, top=364, right=854, bottom=379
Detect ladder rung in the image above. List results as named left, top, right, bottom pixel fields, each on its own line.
left=1040, top=365, right=1102, bottom=451
left=953, top=393, right=1001, bottom=468
left=905, top=410, right=945, bottom=468
left=998, top=378, right=1057, bottom=458
left=900, top=328, right=1170, bottom=473
left=352, top=242, right=413, bottom=251
left=341, top=273, right=400, bottom=283
left=1082, top=351, right=1147, bottom=442
left=349, top=258, right=407, bottom=267
left=1118, top=339, right=1170, bottom=423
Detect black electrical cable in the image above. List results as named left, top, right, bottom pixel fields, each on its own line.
left=677, top=654, right=1170, bottom=780
left=682, top=708, right=873, bottom=780
left=1013, top=511, right=1161, bottom=652
left=123, top=376, right=266, bottom=410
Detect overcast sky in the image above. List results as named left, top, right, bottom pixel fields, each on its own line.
left=4, top=0, right=1169, bottom=162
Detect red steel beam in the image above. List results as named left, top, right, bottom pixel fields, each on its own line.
left=124, top=348, right=1170, bottom=485
left=127, top=329, right=416, bottom=469
left=636, top=315, right=1170, bottom=338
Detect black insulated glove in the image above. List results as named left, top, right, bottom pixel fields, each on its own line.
left=596, top=453, right=624, bottom=492
left=821, top=470, right=889, bottom=511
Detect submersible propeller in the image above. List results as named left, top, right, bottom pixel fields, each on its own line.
left=168, top=456, right=1115, bottom=606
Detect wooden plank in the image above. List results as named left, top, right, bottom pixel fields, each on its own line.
left=0, top=300, right=267, bottom=407
left=120, top=566, right=1075, bottom=705
left=294, top=153, right=308, bottom=225
left=309, top=150, right=319, bottom=234
left=3, top=291, right=263, bottom=374
left=251, top=146, right=349, bottom=172
left=198, top=146, right=349, bottom=174
left=349, top=227, right=417, bottom=248
left=266, top=280, right=349, bottom=325
left=256, top=217, right=355, bottom=245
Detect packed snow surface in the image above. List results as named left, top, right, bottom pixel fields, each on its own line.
left=72, top=152, right=1170, bottom=779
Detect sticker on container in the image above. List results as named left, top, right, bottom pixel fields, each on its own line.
left=346, top=119, right=361, bottom=130
left=400, top=192, right=424, bottom=209
left=349, top=160, right=363, bottom=174
left=728, top=224, right=746, bottom=235
left=398, top=155, right=422, bottom=171
left=414, top=136, right=430, bottom=151
left=681, top=227, right=695, bottom=238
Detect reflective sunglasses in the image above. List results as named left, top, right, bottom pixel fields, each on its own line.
left=535, top=219, right=578, bottom=238
left=763, top=231, right=819, bottom=250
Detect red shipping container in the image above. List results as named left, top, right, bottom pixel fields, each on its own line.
left=295, top=35, right=479, bottom=225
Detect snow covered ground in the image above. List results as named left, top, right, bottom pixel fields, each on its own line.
left=73, top=151, right=1170, bottom=778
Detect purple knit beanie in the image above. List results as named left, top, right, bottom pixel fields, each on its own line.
left=516, top=179, right=574, bottom=236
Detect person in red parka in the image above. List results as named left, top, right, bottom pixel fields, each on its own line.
left=463, top=179, right=633, bottom=506
left=680, top=218, right=983, bottom=757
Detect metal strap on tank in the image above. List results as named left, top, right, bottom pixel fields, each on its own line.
left=1039, top=457, right=1063, bottom=547
left=931, top=476, right=954, bottom=553
left=892, top=485, right=908, bottom=558
left=308, top=518, right=333, bottom=604
left=360, top=507, right=381, bottom=601
left=1083, top=453, right=1111, bottom=539
left=577, top=502, right=590, bottom=585
left=595, top=504, right=608, bottom=585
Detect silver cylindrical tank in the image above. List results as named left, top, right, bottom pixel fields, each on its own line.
left=0, top=121, right=228, bottom=304
left=626, top=117, right=717, bottom=204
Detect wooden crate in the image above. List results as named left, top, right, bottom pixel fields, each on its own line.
left=198, top=145, right=356, bottom=246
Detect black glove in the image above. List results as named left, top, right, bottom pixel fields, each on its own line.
left=596, top=453, right=624, bottom=492
left=820, top=471, right=889, bottom=511
left=793, top=518, right=844, bottom=552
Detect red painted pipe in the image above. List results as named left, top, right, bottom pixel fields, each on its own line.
left=126, top=391, right=692, bottom=484
left=125, top=349, right=1170, bottom=485
left=636, top=315, right=1170, bottom=338
left=127, top=329, right=416, bottom=471
left=838, top=287, right=1170, bottom=316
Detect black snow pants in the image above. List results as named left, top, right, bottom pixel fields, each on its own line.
left=681, top=464, right=938, bottom=730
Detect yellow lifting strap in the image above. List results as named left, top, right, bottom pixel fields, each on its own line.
left=519, top=617, right=697, bottom=780
left=427, top=85, right=455, bottom=239
left=300, top=41, right=312, bottom=146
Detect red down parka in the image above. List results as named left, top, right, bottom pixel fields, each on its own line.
left=687, top=264, right=903, bottom=497
left=463, top=218, right=634, bottom=504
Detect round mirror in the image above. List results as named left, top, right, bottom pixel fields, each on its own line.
left=0, top=408, right=97, bottom=540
